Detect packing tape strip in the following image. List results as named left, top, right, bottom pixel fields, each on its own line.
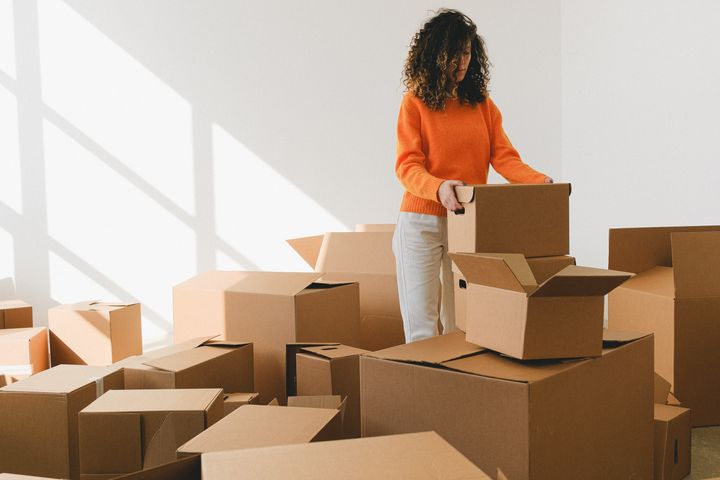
left=0, top=364, right=33, bottom=376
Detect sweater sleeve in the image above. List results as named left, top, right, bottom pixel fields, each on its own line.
left=395, top=95, right=445, bottom=201
left=488, top=98, right=547, bottom=184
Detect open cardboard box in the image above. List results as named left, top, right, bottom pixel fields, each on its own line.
left=0, top=300, right=33, bottom=329
left=609, top=226, right=720, bottom=426
left=0, top=327, right=48, bottom=387
left=451, top=252, right=633, bottom=359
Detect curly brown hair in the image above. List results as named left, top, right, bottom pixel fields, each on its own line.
left=403, top=9, right=491, bottom=111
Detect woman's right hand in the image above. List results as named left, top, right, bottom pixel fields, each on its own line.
left=438, top=180, right=465, bottom=211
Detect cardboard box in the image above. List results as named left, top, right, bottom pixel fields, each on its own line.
left=0, top=365, right=124, bottom=479
left=223, top=392, right=259, bottom=416
left=448, top=183, right=571, bottom=257
left=200, top=432, right=491, bottom=479
left=653, top=404, right=691, bottom=480
left=0, top=327, right=49, bottom=386
left=176, top=404, right=342, bottom=457
left=453, top=255, right=576, bottom=331
left=78, top=389, right=223, bottom=478
left=106, top=456, right=200, bottom=480
left=451, top=253, right=632, bottom=359
left=287, top=232, right=404, bottom=351
left=286, top=343, right=369, bottom=438
left=608, top=226, right=720, bottom=426
left=0, top=300, right=33, bottom=329
left=173, top=271, right=360, bottom=403
left=49, top=301, right=142, bottom=366
left=361, top=330, right=654, bottom=480
left=117, top=337, right=253, bottom=393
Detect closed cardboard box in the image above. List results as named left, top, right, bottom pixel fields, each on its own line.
left=451, top=253, right=632, bottom=359
left=49, top=301, right=141, bottom=366
left=79, top=389, right=223, bottom=478
left=448, top=183, right=571, bottom=257
left=0, top=327, right=49, bottom=386
left=0, top=365, right=124, bottom=479
left=173, top=271, right=360, bottom=403
left=200, top=432, right=491, bottom=479
left=654, top=404, right=691, bottom=480
left=287, top=231, right=405, bottom=351
left=118, top=337, right=253, bottom=393
left=0, top=300, right=33, bottom=329
left=361, top=330, right=654, bottom=480
left=609, top=226, right=720, bottom=426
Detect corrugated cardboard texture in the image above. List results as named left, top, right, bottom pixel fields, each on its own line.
left=0, top=327, right=49, bottom=385
left=200, top=432, right=491, bottom=479
left=654, top=404, right=691, bottom=480
left=449, top=183, right=570, bottom=257
left=0, top=300, right=33, bottom=329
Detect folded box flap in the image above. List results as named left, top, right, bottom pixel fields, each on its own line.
left=301, top=344, right=370, bottom=359
left=143, top=345, right=230, bottom=372
left=286, top=235, right=325, bottom=269
left=602, top=329, right=652, bottom=348
left=367, top=331, right=483, bottom=364
left=443, top=352, right=584, bottom=383
left=227, top=271, right=324, bottom=296
left=530, top=265, right=633, bottom=297
left=143, top=336, right=218, bottom=360
left=671, top=231, right=720, bottom=298
left=449, top=253, right=535, bottom=293
left=315, top=232, right=396, bottom=275
left=654, top=372, right=672, bottom=404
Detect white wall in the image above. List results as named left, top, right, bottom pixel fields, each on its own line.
left=0, top=0, right=561, bottom=347
left=562, top=0, right=720, bottom=268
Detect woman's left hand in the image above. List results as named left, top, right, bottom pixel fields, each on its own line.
left=544, top=176, right=554, bottom=183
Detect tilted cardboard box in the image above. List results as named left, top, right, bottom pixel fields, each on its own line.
left=117, top=337, right=253, bottom=393
left=361, top=330, right=654, bottom=480
left=0, top=327, right=49, bottom=386
left=0, top=300, right=33, bottom=329
left=49, top=301, right=142, bottom=366
left=608, top=226, right=720, bottom=426
left=78, top=389, right=223, bottom=478
left=176, top=404, right=341, bottom=457
left=200, top=432, right=492, bottom=480
left=173, top=271, right=360, bottom=403
left=0, top=365, right=124, bottom=479
left=223, top=392, right=259, bottom=416
left=453, top=255, right=576, bottom=331
left=285, top=343, right=369, bottom=438
left=451, top=253, right=632, bottom=359
left=448, top=183, right=571, bottom=257
left=287, top=231, right=404, bottom=351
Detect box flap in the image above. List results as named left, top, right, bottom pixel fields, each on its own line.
left=204, top=340, right=251, bottom=347
left=142, top=336, right=218, bottom=360
left=0, top=300, right=31, bottom=310
left=82, top=388, right=223, bottom=413
left=671, top=231, right=720, bottom=298
left=654, top=403, right=690, bottom=422
left=142, top=346, right=231, bottom=373
left=143, top=412, right=179, bottom=469
left=602, top=329, right=652, bottom=348
left=654, top=372, right=672, bottom=404
left=443, top=352, right=584, bottom=383
left=367, top=331, right=483, bottom=364
left=286, top=235, right=325, bottom=269
left=529, top=265, right=633, bottom=297
left=300, top=344, right=370, bottom=359
left=315, top=232, right=396, bottom=275
left=86, top=301, right=138, bottom=311
left=449, top=253, right=535, bottom=293
left=1, top=364, right=121, bottom=394
left=614, top=266, right=674, bottom=297
left=224, top=393, right=259, bottom=403
left=226, top=271, right=324, bottom=296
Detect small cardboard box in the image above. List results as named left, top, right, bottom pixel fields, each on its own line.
left=200, top=432, right=491, bottom=479
left=608, top=226, right=720, bottom=426
left=49, top=301, right=142, bottom=366
left=0, top=327, right=49, bottom=386
left=176, top=404, right=342, bottom=457
left=118, top=337, right=253, bottom=393
left=0, top=300, right=33, bottom=329
left=451, top=253, right=632, bottom=359
left=448, top=183, right=571, bottom=257
left=287, top=231, right=404, bottom=351
left=453, top=255, right=576, bottom=332
left=173, top=271, right=360, bottom=403
left=79, top=389, right=223, bottom=478
left=0, top=365, right=124, bottom=479
left=223, top=392, right=259, bottom=416
left=654, top=404, right=691, bottom=480
left=286, top=343, right=369, bottom=438
left=361, top=330, right=654, bottom=480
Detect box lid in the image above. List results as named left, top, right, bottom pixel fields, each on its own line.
left=0, top=300, right=31, bottom=311
left=300, top=344, right=370, bottom=359
left=286, top=235, right=325, bottom=269
left=175, top=271, right=324, bottom=296
left=0, top=327, right=45, bottom=343
left=0, top=364, right=121, bottom=394
left=654, top=403, right=690, bottom=422
left=615, top=266, right=674, bottom=297
left=82, top=389, right=222, bottom=413
left=601, top=329, right=651, bottom=347
left=671, top=231, right=720, bottom=298
left=225, top=392, right=259, bottom=403
left=143, top=342, right=250, bottom=373
left=454, top=183, right=571, bottom=204
left=52, top=300, right=138, bottom=312
left=443, top=352, right=585, bottom=384
left=200, top=432, right=491, bottom=479
left=315, top=232, right=396, bottom=275
left=530, top=265, right=633, bottom=297
left=367, top=331, right=483, bottom=364
left=449, top=253, right=537, bottom=293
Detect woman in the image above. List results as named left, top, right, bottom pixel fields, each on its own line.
left=393, top=9, right=553, bottom=343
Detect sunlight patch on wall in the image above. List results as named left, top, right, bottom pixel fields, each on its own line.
left=0, top=83, right=22, bottom=214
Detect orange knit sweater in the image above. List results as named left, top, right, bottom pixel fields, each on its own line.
left=395, top=93, right=547, bottom=217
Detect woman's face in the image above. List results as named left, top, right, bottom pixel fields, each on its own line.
left=452, top=40, right=472, bottom=83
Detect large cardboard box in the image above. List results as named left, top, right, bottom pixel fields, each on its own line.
left=78, top=389, right=223, bottom=478
left=287, top=232, right=404, bottom=351
left=200, top=432, right=491, bottom=479
left=451, top=253, right=632, bottom=359
left=653, top=404, right=691, bottom=480
left=49, top=301, right=142, bottom=366
left=0, top=365, right=124, bottom=479
left=285, top=343, right=369, bottom=438
left=361, top=330, right=654, bottom=480
left=448, top=183, right=571, bottom=257
left=0, top=300, right=33, bottom=329
left=173, top=271, right=360, bottom=403
left=453, top=255, right=576, bottom=332
left=608, top=226, right=720, bottom=426
left=117, top=337, right=252, bottom=393
left=176, top=404, right=341, bottom=457
left=0, top=327, right=49, bottom=386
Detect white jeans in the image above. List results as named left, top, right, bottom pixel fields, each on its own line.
left=392, top=212, right=455, bottom=343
